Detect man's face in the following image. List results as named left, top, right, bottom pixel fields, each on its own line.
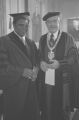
left=14, top=18, right=29, bottom=37
left=46, top=16, right=60, bottom=33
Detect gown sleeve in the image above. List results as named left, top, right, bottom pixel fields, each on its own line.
left=62, top=34, right=79, bottom=112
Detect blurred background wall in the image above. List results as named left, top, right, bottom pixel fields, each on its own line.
left=0, top=0, right=79, bottom=43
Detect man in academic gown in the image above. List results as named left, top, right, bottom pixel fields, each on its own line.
left=37, top=12, right=79, bottom=120
left=0, top=12, right=40, bottom=120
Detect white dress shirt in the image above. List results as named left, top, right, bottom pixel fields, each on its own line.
left=47, top=31, right=59, bottom=41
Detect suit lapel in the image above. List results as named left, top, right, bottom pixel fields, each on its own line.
left=8, top=32, right=32, bottom=62
left=40, top=34, right=47, bottom=59
left=25, top=38, right=31, bottom=57
left=25, top=38, right=35, bottom=65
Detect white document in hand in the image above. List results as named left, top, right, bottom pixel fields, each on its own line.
left=45, top=69, right=55, bottom=86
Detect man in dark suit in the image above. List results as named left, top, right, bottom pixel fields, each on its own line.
left=0, top=12, right=40, bottom=120
left=38, top=12, right=79, bottom=120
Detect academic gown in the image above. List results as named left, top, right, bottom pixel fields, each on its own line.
left=38, top=31, right=78, bottom=120
left=0, top=31, right=40, bottom=120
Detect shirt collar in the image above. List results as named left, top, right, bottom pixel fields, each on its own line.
left=14, top=30, right=25, bottom=40
left=14, top=31, right=26, bottom=45
left=48, top=31, right=59, bottom=40
left=53, top=31, right=59, bottom=39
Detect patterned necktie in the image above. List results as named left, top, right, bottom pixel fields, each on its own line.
left=49, top=34, right=55, bottom=47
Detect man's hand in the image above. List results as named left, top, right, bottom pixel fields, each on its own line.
left=40, top=60, right=60, bottom=72
left=40, top=61, right=48, bottom=72
left=32, top=67, right=39, bottom=81
left=48, top=60, right=60, bottom=69
left=23, top=68, right=33, bottom=79
left=23, top=67, right=39, bottom=81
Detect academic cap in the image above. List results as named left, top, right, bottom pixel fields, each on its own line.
left=43, top=12, right=60, bottom=21
left=9, top=12, right=30, bottom=23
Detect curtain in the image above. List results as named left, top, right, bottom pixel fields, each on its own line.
left=0, top=0, right=26, bottom=35
left=0, top=0, right=7, bottom=36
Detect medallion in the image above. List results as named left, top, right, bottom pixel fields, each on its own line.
left=48, top=51, right=55, bottom=62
